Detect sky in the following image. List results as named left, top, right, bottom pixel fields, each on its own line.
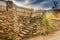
left=10, top=0, right=60, bottom=10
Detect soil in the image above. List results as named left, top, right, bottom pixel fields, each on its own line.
left=28, top=31, right=60, bottom=40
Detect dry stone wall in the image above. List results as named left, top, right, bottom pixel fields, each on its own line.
left=0, top=1, right=45, bottom=40
left=0, top=7, right=15, bottom=40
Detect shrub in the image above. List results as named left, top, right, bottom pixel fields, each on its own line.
left=40, top=14, right=52, bottom=35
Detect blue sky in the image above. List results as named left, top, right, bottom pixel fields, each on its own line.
left=11, top=0, right=60, bottom=10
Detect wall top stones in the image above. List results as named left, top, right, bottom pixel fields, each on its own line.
left=0, top=1, right=6, bottom=6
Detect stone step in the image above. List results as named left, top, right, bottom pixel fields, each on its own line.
left=19, top=33, right=25, bottom=37
left=25, top=27, right=33, bottom=31
left=22, top=30, right=29, bottom=33
left=20, top=31, right=28, bottom=35
left=27, top=26, right=34, bottom=29
left=19, top=22, right=39, bottom=38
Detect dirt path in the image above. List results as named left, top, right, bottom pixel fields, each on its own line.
left=28, top=31, right=60, bottom=40
left=27, top=20, right=60, bottom=40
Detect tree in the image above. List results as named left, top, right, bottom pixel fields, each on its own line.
left=51, top=1, right=60, bottom=17
left=52, top=1, right=60, bottom=10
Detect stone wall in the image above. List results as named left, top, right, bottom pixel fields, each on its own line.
left=0, top=1, right=15, bottom=40
left=0, top=1, right=44, bottom=40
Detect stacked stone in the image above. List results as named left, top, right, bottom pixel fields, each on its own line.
left=0, top=8, right=14, bottom=40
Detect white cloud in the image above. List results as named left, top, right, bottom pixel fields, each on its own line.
left=11, top=0, right=52, bottom=10
left=39, top=1, right=49, bottom=5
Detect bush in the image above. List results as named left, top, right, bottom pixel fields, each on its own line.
left=40, top=15, right=52, bottom=35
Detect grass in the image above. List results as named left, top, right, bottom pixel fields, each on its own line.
left=0, top=33, right=15, bottom=40
left=40, top=14, right=52, bottom=35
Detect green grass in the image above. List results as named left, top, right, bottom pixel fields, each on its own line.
left=40, top=16, right=52, bottom=35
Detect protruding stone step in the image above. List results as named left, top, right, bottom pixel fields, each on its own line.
left=27, top=26, right=34, bottom=29
left=19, top=33, right=24, bottom=37
left=25, top=27, right=32, bottom=31
left=22, top=30, right=29, bottom=33
left=18, top=22, right=39, bottom=40
left=20, top=31, right=28, bottom=35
